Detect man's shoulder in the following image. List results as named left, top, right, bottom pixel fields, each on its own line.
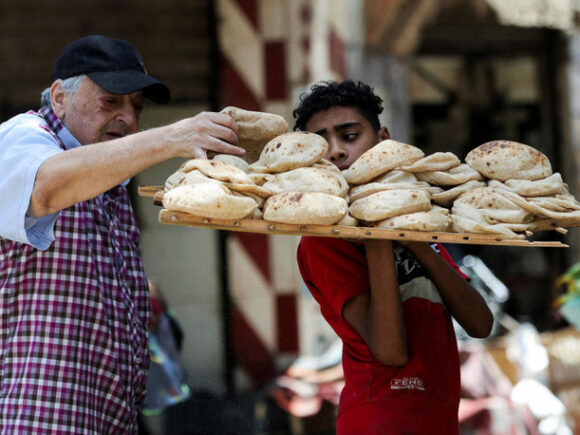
left=1, top=111, right=47, bottom=133
left=0, top=111, right=60, bottom=146
left=298, top=236, right=365, bottom=267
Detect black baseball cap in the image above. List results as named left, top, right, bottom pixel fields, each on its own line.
left=52, top=35, right=170, bottom=104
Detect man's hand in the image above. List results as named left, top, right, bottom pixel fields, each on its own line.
left=163, top=111, right=245, bottom=159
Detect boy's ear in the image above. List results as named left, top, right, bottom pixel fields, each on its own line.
left=378, top=126, right=390, bottom=141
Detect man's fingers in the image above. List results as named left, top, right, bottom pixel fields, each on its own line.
left=211, top=123, right=239, bottom=147
left=212, top=112, right=240, bottom=135
left=168, top=112, right=246, bottom=158
left=197, top=112, right=239, bottom=136
left=205, top=139, right=246, bottom=157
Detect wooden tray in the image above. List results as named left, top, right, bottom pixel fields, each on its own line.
left=140, top=186, right=569, bottom=248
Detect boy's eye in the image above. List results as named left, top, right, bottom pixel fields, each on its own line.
left=344, top=132, right=358, bottom=141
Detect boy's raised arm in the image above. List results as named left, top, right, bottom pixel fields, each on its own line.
left=342, top=239, right=409, bottom=366
left=399, top=241, right=494, bottom=339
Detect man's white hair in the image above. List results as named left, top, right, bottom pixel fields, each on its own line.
left=40, top=75, right=86, bottom=108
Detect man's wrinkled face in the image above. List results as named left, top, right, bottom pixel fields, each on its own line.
left=305, top=106, right=389, bottom=170
left=55, top=77, right=145, bottom=145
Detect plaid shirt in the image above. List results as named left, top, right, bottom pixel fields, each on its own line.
left=0, top=108, right=151, bottom=434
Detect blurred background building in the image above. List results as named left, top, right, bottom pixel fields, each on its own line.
left=2, top=0, right=580, bottom=433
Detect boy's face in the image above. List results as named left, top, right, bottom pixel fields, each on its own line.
left=305, top=106, right=389, bottom=170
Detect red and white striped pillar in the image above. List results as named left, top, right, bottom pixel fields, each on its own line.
left=217, top=0, right=346, bottom=390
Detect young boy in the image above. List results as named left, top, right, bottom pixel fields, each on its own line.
left=293, top=80, right=494, bottom=434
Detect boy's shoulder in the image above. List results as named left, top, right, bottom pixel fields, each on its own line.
left=299, top=235, right=363, bottom=252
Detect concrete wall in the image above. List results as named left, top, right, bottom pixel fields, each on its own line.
left=135, top=105, right=227, bottom=393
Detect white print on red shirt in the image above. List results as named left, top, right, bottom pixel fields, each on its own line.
left=390, top=376, right=426, bottom=391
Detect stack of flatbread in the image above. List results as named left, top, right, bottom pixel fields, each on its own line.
left=162, top=157, right=270, bottom=219
left=412, top=154, right=486, bottom=208
left=450, top=140, right=580, bottom=238
left=162, top=106, right=289, bottom=219
left=249, top=132, right=350, bottom=225
left=343, top=141, right=451, bottom=232
left=450, top=186, right=535, bottom=240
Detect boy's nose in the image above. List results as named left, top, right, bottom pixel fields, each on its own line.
left=326, top=139, right=346, bottom=162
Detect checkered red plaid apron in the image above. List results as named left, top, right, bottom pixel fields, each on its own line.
left=0, top=110, right=151, bottom=433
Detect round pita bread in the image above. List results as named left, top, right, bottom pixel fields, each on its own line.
left=231, top=190, right=265, bottom=207
left=451, top=203, right=535, bottom=238
left=263, top=192, right=348, bottom=225
left=451, top=203, right=535, bottom=237
left=342, top=139, right=425, bottom=185
left=372, top=170, right=420, bottom=184
left=397, top=152, right=460, bottom=173
left=336, top=212, right=358, bottom=227
left=348, top=181, right=439, bottom=204
left=248, top=172, right=271, bottom=185
left=173, top=169, right=221, bottom=188
left=220, top=106, right=289, bottom=163
left=431, top=180, right=487, bottom=207
left=223, top=182, right=272, bottom=198
left=349, top=189, right=431, bottom=222
left=525, top=193, right=580, bottom=212
left=249, top=132, right=328, bottom=173
left=262, top=166, right=349, bottom=197
left=182, top=159, right=254, bottom=185
left=162, top=182, right=259, bottom=219
left=374, top=205, right=450, bottom=232
left=451, top=214, right=525, bottom=240
left=465, top=140, right=552, bottom=181
left=415, top=164, right=484, bottom=186
left=212, top=154, right=250, bottom=172
left=453, top=187, right=532, bottom=224
left=246, top=207, right=264, bottom=220
left=496, top=189, right=580, bottom=224
left=487, top=173, right=567, bottom=197
left=165, top=163, right=187, bottom=189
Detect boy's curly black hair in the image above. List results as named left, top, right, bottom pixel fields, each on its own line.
left=292, top=80, right=384, bottom=132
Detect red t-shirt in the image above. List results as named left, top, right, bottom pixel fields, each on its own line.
left=297, top=237, right=465, bottom=434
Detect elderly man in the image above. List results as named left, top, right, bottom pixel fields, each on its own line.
left=0, top=35, right=244, bottom=433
